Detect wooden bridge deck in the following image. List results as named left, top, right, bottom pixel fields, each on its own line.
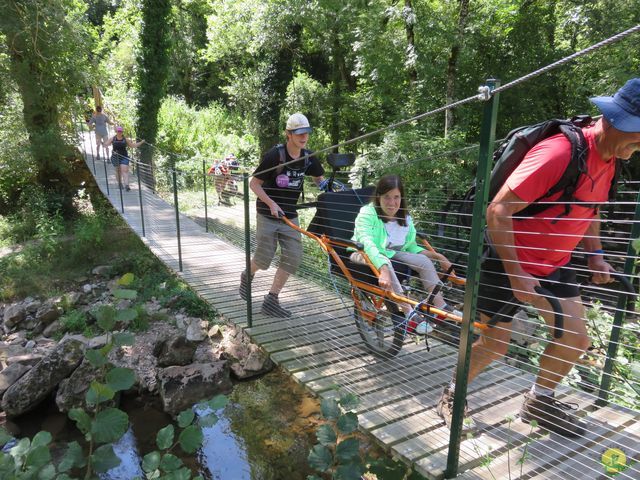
left=82, top=143, right=640, bottom=480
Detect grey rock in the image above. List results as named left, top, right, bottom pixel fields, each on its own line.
left=63, top=292, right=82, bottom=309
left=42, top=320, right=62, bottom=338
left=24, top=299, right=41, bottom=314
left=55, top=358, right=110, bottom=412
left=158, top=362, right=231, bottom=416
left=35, top=300, right=62, bottom=326
left=25, top=340, right=36, bottom=350
left=21, top=317, right=37, bottom=330
left=1, top=339, right=85, bottom=417
left=155, top=336, right=197, bottom=367
left=0, top=363, right=31, bottom=397
left=6, top=354, right=43, bottom=367
left=82, top=284, right=93, bottom=294
left=218, top=325, right=273, bottom=379
left=185, top=319, right=207, bottom=342
left=91, top=265, right=113, bottom=277
left=3, top=304, right=26, bottom=329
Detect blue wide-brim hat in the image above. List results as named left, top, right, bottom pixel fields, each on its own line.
left=590, top=78, right=640, bottom=133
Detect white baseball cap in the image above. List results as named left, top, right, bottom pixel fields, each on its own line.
left=286, top=113, right=312, bottom=134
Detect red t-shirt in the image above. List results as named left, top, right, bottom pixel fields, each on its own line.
left=505, top=126, right=616, bottom=276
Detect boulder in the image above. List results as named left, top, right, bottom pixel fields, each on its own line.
left=24, top=299, right=41, bottom=315
left=155, top=336, right=197, bottom=367
left=42, top=320, right=62, bottom=338
left=1, top=339, right=84, bottom=417
left=185, top=318, right=207, bottom=342
left=6, top=354, right=44, bottom=368
left=218, top=325, right=273, bottom=379
left=158, top=362, right=231, bottom=416
left=55, top=358, right=106, bottom=412
left=35, top=300, right=63, bottom=326
left=0, top=363, right=31, bottom=397
left=3, top=304, right=26, bottom=330
left=63, top=292, right=82, bottom=309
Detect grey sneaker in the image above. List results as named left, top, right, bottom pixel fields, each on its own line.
left=261, top=293, right=291, bottom=318
left=436, top=386, right=476, bottom=433
left=520, top=392, right=586, bottom=437
left=239, top=270, right=253, bottom=300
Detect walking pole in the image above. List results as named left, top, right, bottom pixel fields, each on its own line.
left=172, top=166, right=183, bottom=272
left=243, top=172, right=253, bottom=327
left=203, top=158, right=209, bottom=233
left=136, top=159, right=146, bottom=238
left=445, top=79, right=500, bottom=479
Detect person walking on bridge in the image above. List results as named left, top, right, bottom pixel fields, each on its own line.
left=239, top=113, right=326, bottom=317
left=87, top=105, right=114, bottom=160
left=103, top=126, right=145, bottom=191
left=437, top=78, right=640, bottom=437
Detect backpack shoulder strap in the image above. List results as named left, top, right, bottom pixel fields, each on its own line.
left=276, top=144, right=286, bottom=174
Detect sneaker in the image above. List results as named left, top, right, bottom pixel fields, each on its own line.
left=414, top=320, right=434, bottom=335
left=239, top=270, right=253, bottom=300
left=405, top=312, right=433, bottom=335
left=520, top=392, right=586, bottom=437
left=261, top=293, right=291, bottom=318
left=436, top=386, right=476, bottom=433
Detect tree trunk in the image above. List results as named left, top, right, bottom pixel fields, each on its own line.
left=404, top=0, right=418, bottom=115
left=444, top=0, right=469, bottom=137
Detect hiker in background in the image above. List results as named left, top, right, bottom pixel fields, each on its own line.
left=239, top=113, right=326, bottom=317
left=437, top=78, right=640, bottom=437
left=87, top=105, right=114, bottom=160
left=103, top=126, right=145, bottom=191
left=351, top=174, right=461, bottom=334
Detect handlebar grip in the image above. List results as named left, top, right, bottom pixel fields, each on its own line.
left=534, top=286, right=564, bottom=339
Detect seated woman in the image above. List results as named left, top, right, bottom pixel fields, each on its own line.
left=351, top=174, right=460, bottom=334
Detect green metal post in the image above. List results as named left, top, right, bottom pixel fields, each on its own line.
left=596, top=191, right=640, bottom=406
left=172, top=167, right=183, bottom=272
left=243, top=172, right=253, bottom=327
left=102, top=148, right=110, bottom=196
left=137, top=161, right=146, bottom=237
left=203, top=159, right=209, bottom=233
left=445, top=79, right=500, bottom=478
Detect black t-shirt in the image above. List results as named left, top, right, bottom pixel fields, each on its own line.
left=254, top=145, right=324, bottom=219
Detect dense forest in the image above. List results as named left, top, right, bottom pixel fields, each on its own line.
left=1, top=0, right=639, bottom=222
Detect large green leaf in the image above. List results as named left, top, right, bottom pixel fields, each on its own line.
left=316, top=424, right=337, bottom=446
left=163, top=467, right=191, bottom=480
left=142, top=451, right=161, bottom=472
left=156, top=424, right=174, bottom=450
left=178, top=425, right=203, bottom=454
left=118, top=273, right=135, bottom=286
left=0, top=428, right=12, bottom=448
left=159, top=453, right=182, bottom=472
left=31, top=431, right=52, bottom=449
left=320, top=398, right=340, bottom=420
left=335, top=438, right=360, bottom=463
left=91, top=408, right=128, bottom=444
left=198, top=413, right=219, bottom=428
left=338, top=392, right=359, bottom=411
left=85, top=381, right=115, bottom=406
left=91, top=444, right=120, bottom=473
left=37, top=463, right=56, bottom=480
left=337, top=413, right=358, bottom=434
left=25, top=444, right=51, bottom=468
left=177, top=409, right=195, bottom=428
left=205, top=394, right=229, bottom=410
left=116, top=308, right=138, bottom=324
left=114, top=289, right=137, bottom=300
left=9, top=437, right=30, bottom=461
left=85, top=348, right=108, bottom=368
left=58, top=441, right=86, bottom=472
left=93, top=306, right=116, bottom=331
left=113, top=332, right=135, bottom=347
left=106, top=368, right=135, bottom=392
left=333, top=462, right=365, bottom=480
left=308, top=445, right=333, bottom=472
left=68, top=409, right=91, bottom=435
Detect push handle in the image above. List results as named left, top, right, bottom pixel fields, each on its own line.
left=487, top=286, right=564, bottom=339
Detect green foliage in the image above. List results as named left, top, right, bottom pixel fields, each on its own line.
left=60, top=310, right=88, bottom=334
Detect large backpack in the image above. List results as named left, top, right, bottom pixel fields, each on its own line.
left=460, top=115, right=621, bottom=227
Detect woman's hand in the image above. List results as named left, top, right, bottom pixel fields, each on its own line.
left=378, top=264, right=393, bottom=291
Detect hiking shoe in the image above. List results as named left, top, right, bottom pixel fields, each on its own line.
left=239, top=270, right=253, bottom=300
left=520, top=392, right=586, bottom=437
left=406, top=311, right=434, bottom=335
left=261, top=293, right=291, bottom=318
left=414, top=320, right=434, bottom=335
left=436, top=386, right=476, bottom=433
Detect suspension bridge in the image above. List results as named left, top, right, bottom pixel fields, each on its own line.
left=77, top=24, right=640, bottom=480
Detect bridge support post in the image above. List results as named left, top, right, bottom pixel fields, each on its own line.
left=203, top=159, right=209, bottom=233
left=243, top=172, right=253, bottom=328
left=172, top=166, right=183, bottom=272
left=596, top=190, right=640, bottom=406
left=445, top=78, right=500, bottom=478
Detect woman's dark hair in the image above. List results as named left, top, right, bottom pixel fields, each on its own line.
left=373, top=174, right=408, bottom=226
left=96, top=105, right=102, bottom=113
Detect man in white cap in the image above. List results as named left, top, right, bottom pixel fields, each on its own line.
left=437, top=78, right=640, bottom=437
left=240, top=113, right=326, bottom=317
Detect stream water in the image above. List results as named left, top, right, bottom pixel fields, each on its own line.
left=8, top=368, right=323, bottom=479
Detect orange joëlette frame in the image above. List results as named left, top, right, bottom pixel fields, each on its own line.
left=279, top=215, right=487, bottom=331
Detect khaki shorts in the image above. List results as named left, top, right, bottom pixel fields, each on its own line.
left=254, top=214, right=302, bottom=274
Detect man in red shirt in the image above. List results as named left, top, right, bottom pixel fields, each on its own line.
left=438, top=78, right=640, bottom=437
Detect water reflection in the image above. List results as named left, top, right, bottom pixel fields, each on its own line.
left=101, top=427, right=144, bottom=479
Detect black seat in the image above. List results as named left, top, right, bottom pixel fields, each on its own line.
left=307, top=187, right=411, bottom=286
